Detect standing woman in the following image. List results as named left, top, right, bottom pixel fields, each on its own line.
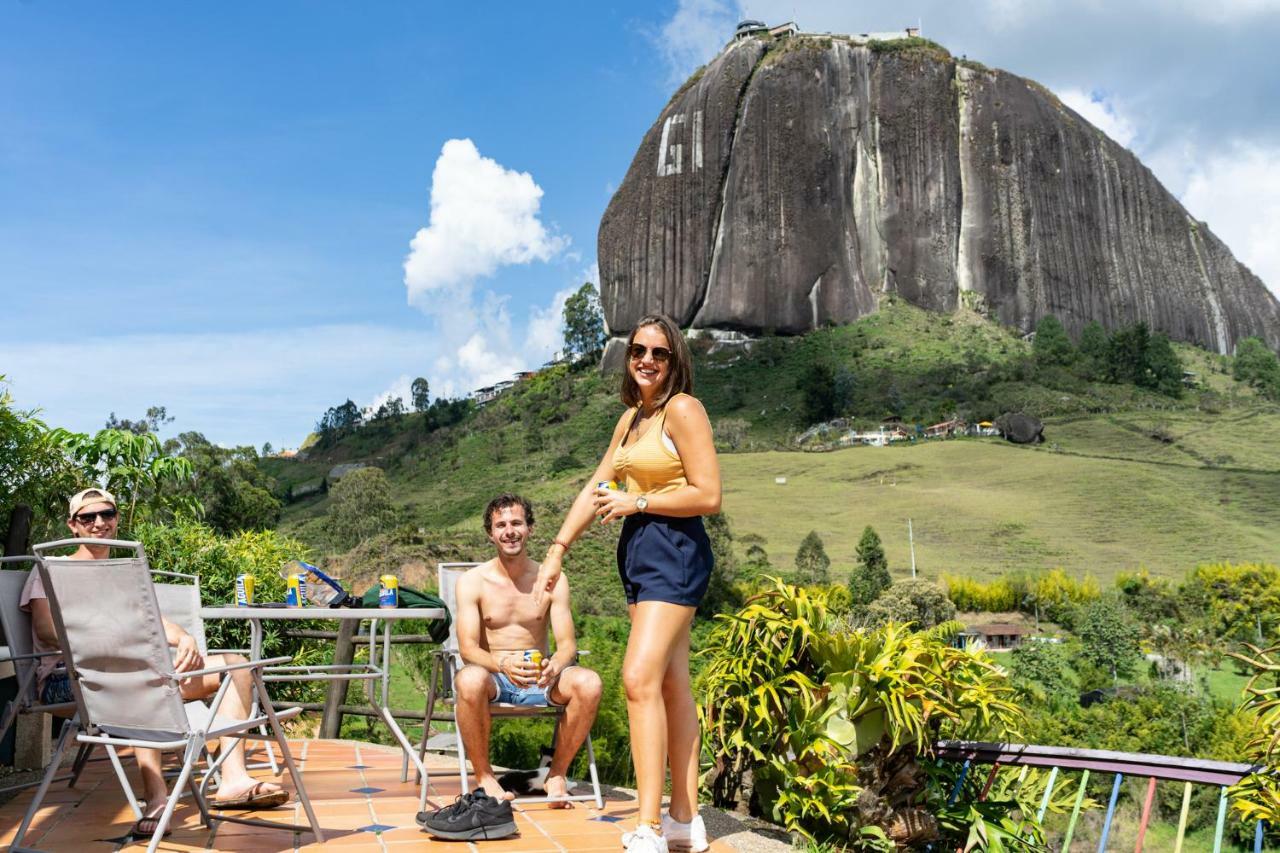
left=535, top=314, right=720, bottom=853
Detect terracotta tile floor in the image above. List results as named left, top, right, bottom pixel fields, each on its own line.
left=0, top=739, right=735, bottom=852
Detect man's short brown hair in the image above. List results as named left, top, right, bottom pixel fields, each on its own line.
left=483, top=493, right=534, bottom=534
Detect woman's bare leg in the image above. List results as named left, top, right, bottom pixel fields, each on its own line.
left=623, top=601, right=696, bottom=826
left=662, top=623, right=698, bottom=823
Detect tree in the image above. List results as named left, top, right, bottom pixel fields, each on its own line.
left=700, top=513, right=743, bottom=616
left=562, top=282, right=606, bottom=361
left=1009, top=641, right=1074, bottom=707
left=373, top=396, right=407, bottom=421
left=1234, top=337, right=1280, bottom=400
left=172, top=432, right=282, bottom=535
left=793, top=530, right=830, bottom=585
left=1033, top=314, right=1074, bottom=367
left=850, top=525, right=891, bottom=605
left=1107, top=322, right=1151, bottom=386
left=865, top=579, right=956, bottom=629
left=1077, top=320, right=1110, bottom=381
left=797, top=361, right=838, bottom=424
left=1144, top=332, right=1183, bottom=398
left=261, top=442, right=273, bottom=456
left=411, top=377, right=432, bottom=412
left=316, top=399, right=362, bottom=436
left=1078, top=595, right=1141, bottom=684
left=105, top=405, right=175, bottom=436
left=327, top=467, right=397, bottom=550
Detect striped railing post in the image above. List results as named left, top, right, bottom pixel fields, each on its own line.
left=1173, top=781, right=1193, bottom=853
left=1098, top=772, right=1124, bottom=851
left=1062, top=769, right=1091, bottom=851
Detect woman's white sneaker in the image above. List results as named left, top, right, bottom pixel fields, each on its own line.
left=661, top=814, right=709, bottom=852
left=622, top=822, right=669, bottom=852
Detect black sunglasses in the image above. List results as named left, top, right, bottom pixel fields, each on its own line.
left=73, top=507, right=118, bottom=525
left=627, top=343, right=672, bottom=363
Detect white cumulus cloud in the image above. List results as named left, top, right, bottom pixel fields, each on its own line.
left=402, top=138, right=567, bottom=308
left=1178, top=142, right=1280, bottom=297
left=1057, top=88, right=1138, bottom=149
left=654, top=0, right=739, bottom=85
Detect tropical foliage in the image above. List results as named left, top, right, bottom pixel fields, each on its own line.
left=699, top=579, right=1026, bottom=848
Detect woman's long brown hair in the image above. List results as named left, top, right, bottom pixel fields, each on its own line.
left=620, top=313, right=694, bottom=409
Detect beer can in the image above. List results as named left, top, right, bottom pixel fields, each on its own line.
left=524, top=649, right=544, bottom=668
left=597, top=480, right=621, bottom=491
left=379, top=574, right=399, bottom=609
left=235, top=574, right=254, bottom=607
left=286, top=573, right=306, bottom=608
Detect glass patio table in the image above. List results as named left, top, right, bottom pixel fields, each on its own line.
left=201, top=605, right=445, bottom=810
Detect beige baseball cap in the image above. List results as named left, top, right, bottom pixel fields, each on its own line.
left=68, top=488, right=117, bottom=519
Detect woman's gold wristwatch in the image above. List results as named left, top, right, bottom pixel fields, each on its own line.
left=635, top=495, right=649, bottom=513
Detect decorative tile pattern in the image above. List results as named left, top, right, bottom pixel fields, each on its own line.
left=0, top=739, right=734, bottom=852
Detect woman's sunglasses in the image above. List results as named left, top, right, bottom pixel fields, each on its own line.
left=627, top=344, right=672, bottom=363
left=73, top=508, right=118, bottom=525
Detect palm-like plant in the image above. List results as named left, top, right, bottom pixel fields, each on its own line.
left=1227, top=642, right=1280, bottom=824
left=699, top=578, right=1028, bottom=848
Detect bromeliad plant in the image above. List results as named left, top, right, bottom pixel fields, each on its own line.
left=1227, top=642, right=1280, bottom=827
left=698, top=578, right=1030, bottom=849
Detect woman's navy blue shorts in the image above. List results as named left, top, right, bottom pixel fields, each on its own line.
left=617, top=514, right=714, bottom=607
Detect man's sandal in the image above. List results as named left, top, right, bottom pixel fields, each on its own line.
left=214, top=781, right=291, bottom=809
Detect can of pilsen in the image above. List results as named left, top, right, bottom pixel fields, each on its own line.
left=235, top=574, right=254, bottom=607
left=285, top=573, right=306, bottom=608
left=524, top=649, right=544, bottom=668
left=597, top=480, right=621, bottom=491
left=379, top=574, right=399, bottom=608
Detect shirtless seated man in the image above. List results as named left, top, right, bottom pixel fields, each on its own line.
left=21, top=488, right=287, bottom=837
left=452, top=493, right=603, bottom=804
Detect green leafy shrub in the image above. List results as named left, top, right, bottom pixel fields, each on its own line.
left=134, top=519, right=327, bottom=701
left=699, top=578, right=1029, bottom=848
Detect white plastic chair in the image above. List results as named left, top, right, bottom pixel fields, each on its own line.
left=10, top=539, right=324, bottom=853
left=416, top=561, right=604, bottom=808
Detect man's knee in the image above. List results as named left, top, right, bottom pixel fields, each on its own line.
left=561, top=668, right=603, bottom=707
left=454, top=665, right=495, bottom=702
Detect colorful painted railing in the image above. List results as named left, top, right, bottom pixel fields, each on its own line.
left=936, top=741, right=1266, bottom=851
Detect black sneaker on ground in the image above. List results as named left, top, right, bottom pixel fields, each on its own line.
left=418, top=787, right=517, bottom=840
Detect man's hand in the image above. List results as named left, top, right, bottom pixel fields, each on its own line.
left=501, top=654, right=541, bottom=688
left=173, top=633, right=204, bottom=675
left=537, top=655, right=565, bottom=688
left=533, top=552, right=562, bottom=612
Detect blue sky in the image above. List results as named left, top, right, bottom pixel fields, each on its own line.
left=3, top=1, right=1279, bottom=448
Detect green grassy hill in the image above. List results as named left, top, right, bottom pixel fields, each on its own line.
left=264, top=301, right=1279, bottom=597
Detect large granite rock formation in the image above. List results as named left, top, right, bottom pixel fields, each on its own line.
left=598, top=36, right=1280, bottom=356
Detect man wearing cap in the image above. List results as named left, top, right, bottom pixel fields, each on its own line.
left=20, top=488, right=289, bottom=837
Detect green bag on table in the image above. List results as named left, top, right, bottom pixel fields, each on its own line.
left=358, top=585, right=451, bottom=643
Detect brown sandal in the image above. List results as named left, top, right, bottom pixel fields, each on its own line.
left=214, top=780, right=291, bottom=809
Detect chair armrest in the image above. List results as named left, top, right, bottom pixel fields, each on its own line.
left=0, top=649, right=63, bottom=663
left=180, top=655, right=292, bottom=680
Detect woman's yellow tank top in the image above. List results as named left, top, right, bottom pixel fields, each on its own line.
left=612, top=398, right=687, bottom=496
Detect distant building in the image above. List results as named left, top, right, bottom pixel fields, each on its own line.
left=959, top=623, right=1032, bottom=651
left=924, top=418, right=967, bottom=438
left=734, top=19, right=919, bottom=45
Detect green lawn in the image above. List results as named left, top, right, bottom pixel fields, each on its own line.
left=719, top=437, right=1280, bottom=583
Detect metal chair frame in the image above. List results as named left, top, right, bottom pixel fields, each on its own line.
left=416, top=561, right=604, bottom=808
left=9, top=538, right=324, bottom=853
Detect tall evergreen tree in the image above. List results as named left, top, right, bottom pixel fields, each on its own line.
left=562, top=283, right=606, bottom=361
left=1033, top=314, right=1074, bottom=367
left=1077, top=321, right=1109, bottom=380
left=1144, top=332, right=1183, bottom=397
left=794, top=530, right=831, bottom=586
left=411, top=377, right=431, bottom=412
left=851, top=525, right=892, bottom=604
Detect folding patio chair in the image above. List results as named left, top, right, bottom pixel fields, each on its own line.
left=0, top=556, right=90, bottom=794
left=416, top=561, right=604, bottom=808
left=10, top=538, right=324, bottom=853
left=151, top=569, right=280, bottom=775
